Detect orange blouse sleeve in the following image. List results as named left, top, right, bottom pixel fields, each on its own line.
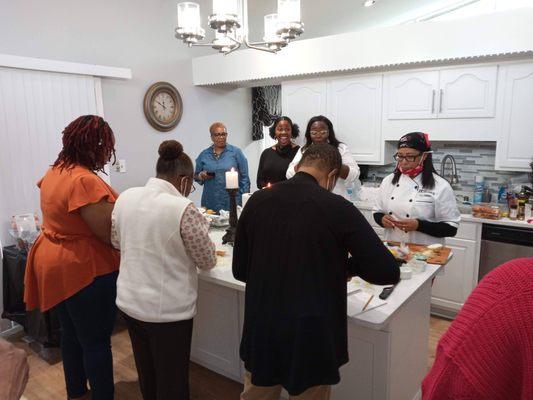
left=67, top=174, right=117, bottom=213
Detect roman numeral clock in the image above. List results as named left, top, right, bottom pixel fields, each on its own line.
left=143, top=82, right=183, bottom=132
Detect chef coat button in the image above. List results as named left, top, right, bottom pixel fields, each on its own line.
left=409, top=199, right=413, bottom=202
left=406, top=214, right=410, bottom=218
left=388, top=212, right=393, bottom=215
left=396, top=184, right=400, bottom=187
left=391, top=197, right=394, bottom=200
left=415, top=186, right=419, bottom=190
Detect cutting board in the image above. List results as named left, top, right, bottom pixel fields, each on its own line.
left=385, top=241, right=452, bottom=265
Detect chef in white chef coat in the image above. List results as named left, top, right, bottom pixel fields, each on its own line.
left=373, top=132, right=460, bottom=245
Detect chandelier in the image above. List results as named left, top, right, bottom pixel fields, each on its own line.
left=175, top=0, right=304, bottom=55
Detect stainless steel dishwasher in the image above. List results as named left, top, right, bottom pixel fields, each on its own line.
left=479, top=224, right=533, bottom=281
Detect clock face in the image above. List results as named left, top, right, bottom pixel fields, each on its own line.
left=143, top=82, right=183, bottom=132
left=152, top=91, right=176, bottom=124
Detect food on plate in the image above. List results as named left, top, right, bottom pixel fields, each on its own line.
left=427, top=243, right=443, bottom=250
left=206, top=209, right=216, bottom=215
left=216, top=250, right=226, bottom=257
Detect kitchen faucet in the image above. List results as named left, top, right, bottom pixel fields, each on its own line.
left=440, top=154, right=459, bottom=185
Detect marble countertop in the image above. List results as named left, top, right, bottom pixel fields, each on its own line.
left=352, top=200, right=533, bottom=230
left=200, top=229, right=442, bottom=330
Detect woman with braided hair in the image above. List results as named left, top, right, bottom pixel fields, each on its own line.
left=25, top=115, right=120, bottom=400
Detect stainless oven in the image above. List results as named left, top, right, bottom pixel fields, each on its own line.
left=479, top=224, right=533, bottom=281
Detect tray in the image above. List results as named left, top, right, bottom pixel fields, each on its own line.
left=384, top=241, right=452, bottom=265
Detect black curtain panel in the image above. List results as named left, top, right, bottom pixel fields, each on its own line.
left=251, top=85, right=281, bottom=140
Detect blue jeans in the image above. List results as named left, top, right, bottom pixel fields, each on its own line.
left=55, top=271, right=118, bottom=400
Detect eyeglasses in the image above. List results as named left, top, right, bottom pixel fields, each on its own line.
left=310, top=130, right=328, bottom=136
left=393, top=153, right=421, bottom=162
left=211, top=132, right=227, bottom=138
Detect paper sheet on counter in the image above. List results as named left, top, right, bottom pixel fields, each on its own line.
left=347, top=291, right=387, bottom=316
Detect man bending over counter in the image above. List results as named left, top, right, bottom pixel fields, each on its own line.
left=233, top=143, right=400, bottom=400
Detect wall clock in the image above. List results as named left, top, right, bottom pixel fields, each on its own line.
left=143, top=82, right=183, bottom=132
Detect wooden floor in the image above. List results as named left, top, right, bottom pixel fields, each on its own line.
left=10, top=316, right=451, bottom=400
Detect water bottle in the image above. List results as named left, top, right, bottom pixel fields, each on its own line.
left=473, top=176, right=484, bottom=204
left=346, top=183, right=354, bottom=201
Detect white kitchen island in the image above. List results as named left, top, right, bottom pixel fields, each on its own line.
left=191, top=229, right=442, bottom=400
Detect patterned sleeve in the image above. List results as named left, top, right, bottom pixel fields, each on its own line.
left=180, top=203, right=216, bottom=270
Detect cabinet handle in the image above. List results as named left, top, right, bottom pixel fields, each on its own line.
left=439, top=89, right=443, bottom=113
left=431, top=89, right=436, bottom=114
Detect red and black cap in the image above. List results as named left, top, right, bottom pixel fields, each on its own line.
left=398, top=132, right=431, bottom=152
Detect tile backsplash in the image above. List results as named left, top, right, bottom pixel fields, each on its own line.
left=366, top=142, right=531, bottom=199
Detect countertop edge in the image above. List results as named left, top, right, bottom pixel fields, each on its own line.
left=352, top=201, right=533, bottom=229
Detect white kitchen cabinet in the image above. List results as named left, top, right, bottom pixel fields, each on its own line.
left=327, top=75, right=393, bottom=164
left=438, top=66, right=497, bottom=119
left=281, top=79, right=327, bottom=142
left=385, top=70, right=439, bottom=120
left=191, top=280, right=242, bottom=381
left=430, top=220, right=480, bottom=317
left=385, top=66, right=498, bottom=121
left=495, top=62, right=533, bottom=171
left=431, top=237, right=478, bottom=314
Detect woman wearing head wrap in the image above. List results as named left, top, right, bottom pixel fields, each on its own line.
left=373, top=132, right=460, bottom=245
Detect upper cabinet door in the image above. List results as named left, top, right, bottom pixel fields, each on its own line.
left=327, top=75, right=383, bottom=164
left=438, top=66, right=498, bottom=119
left=496, top=63, right=533, bottom=171
left=385, top=71, right=439, bottom=120
left=282, top=79, right=327, bottom=138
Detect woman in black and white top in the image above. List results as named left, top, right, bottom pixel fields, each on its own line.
left=373, top=132, right=460, bottom=245
left=256, top=116, right=300, bottom=189
left=286, top=115, right=360, bottom=200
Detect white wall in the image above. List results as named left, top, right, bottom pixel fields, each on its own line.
left=0, top=0, right=253, bottom=204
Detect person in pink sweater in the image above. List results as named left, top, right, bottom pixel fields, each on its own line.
left=423, top=257, right=533, bottom=400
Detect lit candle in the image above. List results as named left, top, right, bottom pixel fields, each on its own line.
left=225, top=168, right=239, bottom=189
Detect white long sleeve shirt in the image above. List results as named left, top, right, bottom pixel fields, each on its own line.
left=112, top=178, right=215, bottom=323
left=286, top=143, right=360, bottom=199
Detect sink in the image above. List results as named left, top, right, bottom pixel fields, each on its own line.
left=457, top=202, right=472, bottom=215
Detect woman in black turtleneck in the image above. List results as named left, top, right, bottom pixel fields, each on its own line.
left=256, top=116, right=300, bottom=189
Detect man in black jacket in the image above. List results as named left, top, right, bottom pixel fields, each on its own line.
left=233, top=143, right=400, bottom=399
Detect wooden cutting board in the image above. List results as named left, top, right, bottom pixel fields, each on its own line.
left=384, top=241, right=452, bottom=265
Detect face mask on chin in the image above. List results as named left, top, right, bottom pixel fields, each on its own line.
left=398, top=163, right=424, bottom=177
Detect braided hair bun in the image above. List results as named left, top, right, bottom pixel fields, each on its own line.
left=158, top=140, right=183, bottom=160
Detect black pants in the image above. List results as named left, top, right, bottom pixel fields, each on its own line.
left=55, top=271, right=118, bottom=400
left=122, top=313, right=193, bottom=400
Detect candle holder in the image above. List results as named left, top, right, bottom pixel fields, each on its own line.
left=222, top=188, right=239, bottom=245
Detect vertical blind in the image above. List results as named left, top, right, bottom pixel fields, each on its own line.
left=0, top=66, right=104, bottom=245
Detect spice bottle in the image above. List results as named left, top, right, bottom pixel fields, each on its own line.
left=517, top=189, right=528, bottom=221
left=509, top=196, right=519, bottom=220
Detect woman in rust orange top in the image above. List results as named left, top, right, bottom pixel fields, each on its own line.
left=25, top=115, right=120, bottom=400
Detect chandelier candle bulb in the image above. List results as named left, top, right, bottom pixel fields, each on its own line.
left=278, top=0, right=300, bottom=22
left=226, top=168, right=239, bottom=189
left=213, top=0, right=239, bottom=16
left=263, top=14, right=280, bottom=42
left=177, top=2, right=201, bottom=30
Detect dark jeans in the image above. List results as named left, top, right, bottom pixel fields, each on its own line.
left=55, top=271, right=118, bottom=400
left=122, top=313, right=193, bottom=400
